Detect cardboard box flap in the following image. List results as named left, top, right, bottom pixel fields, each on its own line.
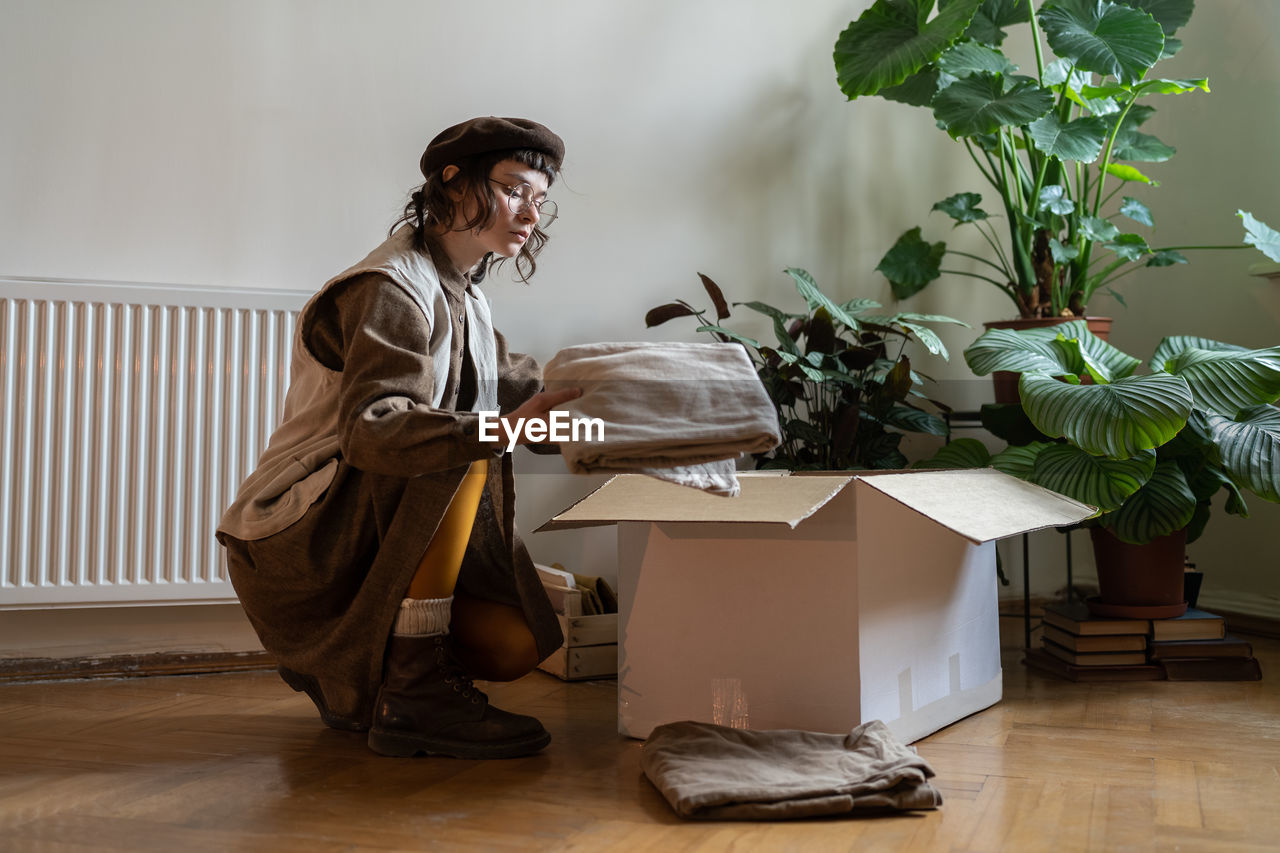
left=856, top=468, right=1095, bottom=544
left=535, top=472, right=854, bottom=532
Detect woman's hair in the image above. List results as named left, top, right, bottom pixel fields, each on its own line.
left=392, top=148, right=559, bottom=284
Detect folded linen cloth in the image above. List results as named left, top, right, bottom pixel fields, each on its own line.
left=541, top=342, right=781, bottom=496
left=640, top=720, right=942, bottom=820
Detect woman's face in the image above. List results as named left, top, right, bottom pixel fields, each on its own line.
left=468, top=159, right=552, bottom=259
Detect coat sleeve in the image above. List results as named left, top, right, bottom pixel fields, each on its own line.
left=311, top=273, right=502, bottom=476
left=494, top=327, right=543, bottom=412
left=493, top=329, right=563, bottom=456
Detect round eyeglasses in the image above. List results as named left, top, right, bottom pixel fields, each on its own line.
left=489, top=179, right=558, bottom=228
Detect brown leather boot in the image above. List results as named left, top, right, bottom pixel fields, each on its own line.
left=367, top=633, right=551, bottom=759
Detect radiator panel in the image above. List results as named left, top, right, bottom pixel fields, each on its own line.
left=0, top=278, right=306, bottom=608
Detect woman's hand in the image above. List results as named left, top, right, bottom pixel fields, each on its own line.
left=499, top=387, right=582, bottom=447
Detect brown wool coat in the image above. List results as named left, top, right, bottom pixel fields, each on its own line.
left=218, top=238, right=561, bottom=727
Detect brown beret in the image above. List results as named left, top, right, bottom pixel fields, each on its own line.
left=419, top=116, right=565, bottom=177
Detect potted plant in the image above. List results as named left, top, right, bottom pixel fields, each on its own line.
left=645, top=268, right=967, bottom=470
left=833, top=0, right=1280, bottom=320
left=924, top=320, right=1280, bottom=616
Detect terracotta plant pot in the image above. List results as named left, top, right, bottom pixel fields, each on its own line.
left=1087, top=526, right=1188, bottom=619
left=984, top=316, right=1113, bottom=404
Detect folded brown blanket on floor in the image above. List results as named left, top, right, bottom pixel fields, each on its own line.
left=640, top=720, right=942, bottom=820
left=542, top=342, right=780, bottom=496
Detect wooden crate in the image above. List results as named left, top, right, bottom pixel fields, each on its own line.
left=537, top=584, right=618, bottom=681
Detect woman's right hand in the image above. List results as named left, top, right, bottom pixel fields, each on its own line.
left=499, top=387, right=582, bottom=447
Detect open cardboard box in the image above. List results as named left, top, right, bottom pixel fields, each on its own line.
left=537, top=468, right=1093, bottom=743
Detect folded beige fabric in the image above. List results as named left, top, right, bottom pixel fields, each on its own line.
left=542, top=342, right=780, bottom=496
left=640, top=720, right=942, bottom=820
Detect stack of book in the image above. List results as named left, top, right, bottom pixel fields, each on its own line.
left=1148, top=609, right=1261, bottom=681
left=1024, top=601, right=1263, bottom=682
left=1027, top=601, right=1162, bottom=681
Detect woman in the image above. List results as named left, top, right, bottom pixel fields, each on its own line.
left=217, top=116, right=578, bottom=759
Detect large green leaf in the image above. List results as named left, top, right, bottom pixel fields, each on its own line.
left=991, top=440, right=1055, bottom=480
left=1039, top=185, right=1076, bottom=215
left=1108, top=233, right=1152, bottom=261
left=1239, top=211, right=1280, bottom=261
left=1134, top=77, right=1210, bottom=95
left=913, top=436, right=993, bottom=469
left=891, top=311, right=971, bottom=327
left=1052, top=334, right=1142, bottom=383
left=877, top=227, right=945, bottom=298
left=784, top=268, right=865, bottom=331
left=1150, top=336, right=1245, bottom=372
left=1145, top=250, right=1187, bottom=267
left=1031, top=444, right=1155, bottom=511
left=1105, top=163, right=1158, bottom=184
left=965, top=319, right=1140, bottom=379
left=965, top=327, right=1077, bottom=376
left=981, top=403, right=1055, bottom=445
left=905, top=322, right=952, bottom=359
left=1120, top=197, right=1154, bottom=226
left=937, top=41, right=1018, bottom=77
left=1113, top=130, right=1175, bottom=162
left=1163, top=345, right=1280, bottom=414
left=1102, top=459, right=1197, bottom=544
left=1186, top=464, right=1248, bottom=518
left=1080, top=215, right=1120, bottom=241
left=1049, top=238, right=1079, bottom=264
left=1083, top=78, right=1208, bottom=99
left=950, top=0, right=1033, bottom=45
left=695, top=325, right=759, bottom=349
left=883, top=405, right=950, bottom=435
left=1019, top=372, right=1193, bottom=458
left=1206, top=405, right=1280, bottom=502
left=1039, top=0, right=1165, bottom=85
left=835, top=0, right=986, bottom=100
left=881, top=67, right=945, bottom=106
left=1115, top=0, right=1194, bottom=35
left=1028, top=113, right=1108, bottom=162
left=1055, top=63, right=1121, bottom=114
left=932, top=72, right=1054, bottom=136
left=933, top=192, right=990, bottom=222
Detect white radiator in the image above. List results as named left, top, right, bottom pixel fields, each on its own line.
left=0, top=277, right=309, bottom=608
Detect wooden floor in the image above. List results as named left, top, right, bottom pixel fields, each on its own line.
left=2, top=618, right=1278, bottom=852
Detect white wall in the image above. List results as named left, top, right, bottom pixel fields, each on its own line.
left=1, top=1, right=1276, bottom=656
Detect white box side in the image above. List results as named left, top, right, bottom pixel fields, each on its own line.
left=616, top=488, right=861, bottom=739
left=855, top=481, right=1003, bottom=740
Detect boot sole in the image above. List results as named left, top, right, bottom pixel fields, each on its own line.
left=278, top=667, right=369, bottom=733
left=367, top=727, right=551, bottom=759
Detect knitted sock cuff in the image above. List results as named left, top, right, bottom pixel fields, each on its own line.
left=394, top=596, right=453, bottom=636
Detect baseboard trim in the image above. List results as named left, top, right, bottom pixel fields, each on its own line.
left=0, top=650, right=276, bottom=683
left=1215, top=609, right=1280, bottom=640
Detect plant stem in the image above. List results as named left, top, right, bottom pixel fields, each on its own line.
left=1029, top=5, right=1048, bottom=83
left=1157, top=244, right=1252, bottom=251
left=941, top=268, right=1013, bottom=289
left=1097, top=262, right=1146, bottom=289
left=976, top=219, right=1015, bottom=274
left=948, top=249, right=1011, bottom=276
left=962, top=139, right=998, bottom=189
left=1093, top=94, right=1137, bottom=216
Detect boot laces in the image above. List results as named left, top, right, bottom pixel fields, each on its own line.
left=434, top=636, right=485, bottom=704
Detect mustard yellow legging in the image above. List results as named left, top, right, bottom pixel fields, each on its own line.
left=406, top=458, right=538, bottom=681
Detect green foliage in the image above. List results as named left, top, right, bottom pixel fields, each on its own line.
left=646, top=271, right=966, bottom=470
left=834, top=0, right=1279, bottom=318
left=927, top=323, right=1280, bottom=544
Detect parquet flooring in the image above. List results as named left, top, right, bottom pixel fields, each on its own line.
left=1, top=618, right=1277, bottom=852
